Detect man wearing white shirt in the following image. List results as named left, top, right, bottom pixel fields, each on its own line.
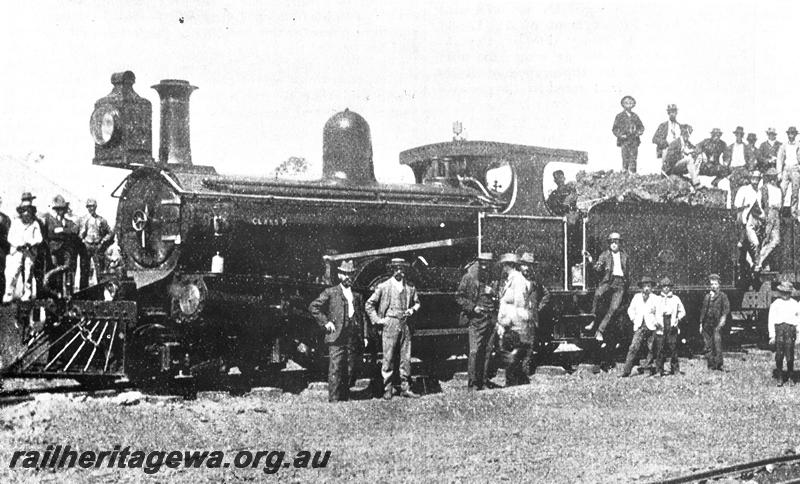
left=733, top=171, right=764, bottom=270
left=768, top=281, right=800, bottom=386
left=655, top=278, right=686, bottom=376
left=3, top=203, right=43, bottom=303
left=620, top=276, right=659, bottom=377
left=777, top=126, right=800, bottom=214
left=757, top=168, right=784, bottom=271
left=309, top=260, right=367, bottom=402
left=652, top=104, right=682, bottom=160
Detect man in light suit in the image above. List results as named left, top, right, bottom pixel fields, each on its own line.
left=365, top=258, right=421, bottom=400
left=309, top=260, right=367, bottom=402
left=496, top=253, right=531, bottom=386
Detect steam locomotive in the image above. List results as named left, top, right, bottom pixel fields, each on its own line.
left=1, top=71, right=791, bottom=387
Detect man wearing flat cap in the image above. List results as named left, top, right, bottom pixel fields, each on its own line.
left=620, top=276, right=659, bottom=377
left=42, top=195, right=78, bottom=295
left=757, top=128, right=781, bottom=172
left=612, top=95, right=645, bottom=173
left=309, top=260, right=368, bottom=402
left=756, top=168, right=783, bottom=272
left=495, top=253, right=531, bottom=385
left=78, top=198, right=114, bottom=288
left=699, top=274, right=729, bottom=371
left=652, top=104, right=682, bottom=160
left=768, top=281, right=799, bottom=386
left=457, top=252, right=498, bottom=390
left=366, top=257, right=421, bottom=399
left=584, top=232, right=628, bottom=342
left=777, top=127, right=800, bottom=216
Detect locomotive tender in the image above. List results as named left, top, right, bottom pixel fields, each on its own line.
left=1, top=71, right=789, bottom=386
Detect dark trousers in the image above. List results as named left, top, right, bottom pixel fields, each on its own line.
left=622, top=325, right=653, bottom=376
left=381, top=317, right=411, bottom=392
left=468, top=320, right=495, bottom=388
left=592, top=276, right=626, bottom=335
left=621, top=143, right=638, bottom=172
left=702, top=322, right=724, bottom=370
left=499, top=329, right=529, bottom=386
left=775, top=324, right=796, bottom=380
left=79, top=243, right=105, bottom=289
left=655, top=325, right=680, bottom=374
left=328, top=336, right=355, bottom=402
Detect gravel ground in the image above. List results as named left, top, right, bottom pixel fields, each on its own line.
left=1, top=350, right=799, bottom=483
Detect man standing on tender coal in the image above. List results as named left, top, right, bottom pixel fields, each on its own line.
left=308, top=260, right=367, bottom=402
left=456, top=252, right=498, bottom=391
left=768, top=281, right=799, bottom=387
left=612, top=95, right=645, bottom=173
left=365, top=258, right=421, bottom=400
left=699, top=273, right=730, bottom=371
left=652, top=104, right=682, bottom=160
left=584, top=232, right=628, bottom=343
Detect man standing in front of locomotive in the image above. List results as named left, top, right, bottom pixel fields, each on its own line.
left=620, top=276, right=659, bottom=377
left=495, top=253, right=531, bottom=386
left=768, top=281, right=799, bottom=386
left=457, top=252, right=498, bottom=391
left=699, top=274, right=730, bottom=371
left=583, top=232, right=628, bottom=343
left=756, top=168, right=783, bottom=272
left=309, top=260, right=367, bottom=402
left=365, top=258, right=421, bottom=400
left=733, top=170, right=764, bottom=272
left=612, top=95, right=645, bottom=173
left=3, top=203, right=43, bottom=303
left=654, top=278, right=686, bottom=376
left=519, top=252, right=551, bottom=374
left=78, top=198, right=114, bottom=288
left=42, top=195, right=78, bottom=296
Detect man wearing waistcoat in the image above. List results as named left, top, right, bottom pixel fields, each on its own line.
left=652, top=104, right=682, bottom=160
left=699, top=273, right=730, bottom=371
left=584, top=232, right=629, bottom=342
left=456, top=252, right=498, bottom=391
left=366, top=258, right=422, bottom=400
left=757, top=127, right=781, bottom=172
left=612, top=95, right=645, bottom=173
left=309, top=260, right=368, bottom=402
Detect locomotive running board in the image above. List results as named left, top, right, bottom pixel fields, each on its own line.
left=1, top=300, right=136, bottom=379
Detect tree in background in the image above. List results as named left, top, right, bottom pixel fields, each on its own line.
left=274, top=156, right=309, bottom=179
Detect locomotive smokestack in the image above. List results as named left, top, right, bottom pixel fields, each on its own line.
left=322, top=109, right=376, bottom=182
left=152, top=79, right=197, bottom=166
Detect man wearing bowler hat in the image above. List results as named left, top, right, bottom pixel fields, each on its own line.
left=757, top=127, right=781, bottom=172
left=768, top=281, right=799, bottom=386
left=777, top=126, right=800, bottom=215
left=699, top=273, right=730, bottom=371
left=612, top=95, right=645, bottom=173
left=457, top=252, right=498, bottom=390
left=366, top=257, right=421, bottom=399
left=652, top=104, right=682, bottom=160
left=620, top=276, right=659, bottom=377
left=78, top=198, right=114, bottom=288
left=309, top=260, right=367, bottom=402
left=583, top=232, right=628, bottom=342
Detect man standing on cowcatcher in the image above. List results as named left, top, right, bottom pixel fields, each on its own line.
left=309, top=260, right=367, bottom=402
left=366, top=258, right=421, bottom=400
left=456, top=252, right=498, bottom=391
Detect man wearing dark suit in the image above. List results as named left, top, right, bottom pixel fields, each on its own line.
left=652, top=104, right=681, bottom=160
left=366, top=258, right=422, bottom=400
left=757, top=127, right=781, bottom=172
left=42, top=195, right=78, bottom=296
left=456, top=252, right=497, bottom=390
left=696, top=128, right=730, bottom=183
left=612, top=95, right=645, bottom=173
left=309, top=259, right=367, bottom=402
left=583, top=232, right=629, bottom=341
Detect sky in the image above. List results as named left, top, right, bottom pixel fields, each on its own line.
left=1, top=0, right=799, bottom=218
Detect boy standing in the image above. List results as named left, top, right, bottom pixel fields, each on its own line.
left=768, top=281, right=799, bottom=386
left=655, top=278, right=686, bottom=376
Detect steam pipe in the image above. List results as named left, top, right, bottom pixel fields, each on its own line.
left=152, top=79, right=197, bottom=166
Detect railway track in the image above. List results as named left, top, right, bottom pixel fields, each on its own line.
left=657, top=453, right=800, bottom=483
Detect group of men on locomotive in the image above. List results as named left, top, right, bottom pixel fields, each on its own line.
left=0, top=191, right=115, bottom=304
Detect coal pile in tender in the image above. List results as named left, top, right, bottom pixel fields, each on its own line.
left=573, top=170, right=727, bottom=208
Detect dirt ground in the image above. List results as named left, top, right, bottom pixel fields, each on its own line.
left=1, top=350, right=800, bottom=483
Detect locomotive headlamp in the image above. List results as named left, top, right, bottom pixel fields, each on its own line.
left=178, top=284, right=202, bottom=315
left=90, top=107, right=119, bottom=146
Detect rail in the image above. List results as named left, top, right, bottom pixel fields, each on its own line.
left=656, top=453, right=800, bottom=483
